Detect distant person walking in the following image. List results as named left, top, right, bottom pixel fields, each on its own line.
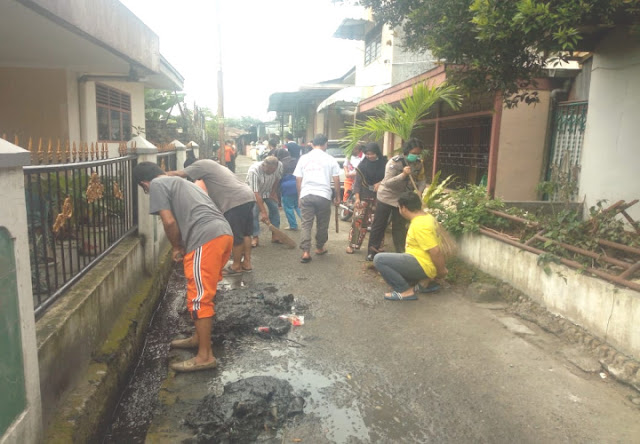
left=224, top=139, right=236, bottom=172
left=167, top=159, right=256, bottom=275
left=275, top=148, right=302, bottom=230
left=284, top=133, right=301, bottom=159
left=294, top=134, right=340, bottom=263
left=133, top=162, right=232, bottom=372
left=246, top=156, right=282, bottom=247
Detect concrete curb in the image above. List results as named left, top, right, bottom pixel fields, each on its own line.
left=44, top=245, right=173, bottom=443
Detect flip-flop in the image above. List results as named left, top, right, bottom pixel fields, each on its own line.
left=242, top=268, right=253, bottom=273
left=222, top=266, right=243, bottom=276
left=384, top=291, right=417, bottom=301
left=170, top=357, right=217, bottom=373
left=315, top=249, right=328, bottom=255
left=300, top=256, right=312, bottom=263
left=415, top=283, right=441, bottom=294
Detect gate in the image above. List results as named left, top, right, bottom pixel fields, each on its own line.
left=546, top=101, right=588, bottom=200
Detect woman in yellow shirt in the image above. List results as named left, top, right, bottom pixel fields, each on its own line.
left=373, top=191, right=448, bottom=300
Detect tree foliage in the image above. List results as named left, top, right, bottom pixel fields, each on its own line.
left=342, top=83, right=461, bottom=155
left=358, top=0, right=640, bottom=107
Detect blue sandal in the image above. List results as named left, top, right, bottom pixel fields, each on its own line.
left=384, top=291, right=417, bottom=301
left=415, top=283, right=441, bottom=294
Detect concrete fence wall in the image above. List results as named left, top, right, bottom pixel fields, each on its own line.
left=458, top=233, right=640, bottom=361
left=1, top=136, right=176, bottom=442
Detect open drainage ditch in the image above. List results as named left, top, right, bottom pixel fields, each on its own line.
left=102, top=266, right=368, bottom=443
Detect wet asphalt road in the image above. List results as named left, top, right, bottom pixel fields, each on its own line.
left=110, top=156, right=640, bottom=443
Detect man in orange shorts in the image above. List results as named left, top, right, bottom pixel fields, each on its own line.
left=133, top=162, right=233, bottom=372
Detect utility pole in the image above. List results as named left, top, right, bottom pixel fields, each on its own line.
left=216, top=0, right=226, bottom=166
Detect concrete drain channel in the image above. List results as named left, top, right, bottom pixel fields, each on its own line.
left=102, top=267, right=360, bottom=443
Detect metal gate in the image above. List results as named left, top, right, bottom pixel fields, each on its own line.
left=546, top=101, right=588, bottom=200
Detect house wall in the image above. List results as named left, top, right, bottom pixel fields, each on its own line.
left=579, top=29, right=640, bottom=221
left=79, top=80, right=146, bottom=157
left=0, top=67, right=68, bottom=141
left=494, top=90, right=551, bottom=200
left=391, top=27, right=437, bottom=85
left=355, top=25, right=392, bottom=91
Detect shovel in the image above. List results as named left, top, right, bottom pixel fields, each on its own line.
left=263, top=220, right=297, bottom=248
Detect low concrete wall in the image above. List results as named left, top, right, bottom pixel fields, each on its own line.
left=458, top=234, right=640, bottom=361
left=36, top=236, right=145, bottom=430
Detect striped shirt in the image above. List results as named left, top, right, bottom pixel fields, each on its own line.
left=246, top=161, right=283, bottom=198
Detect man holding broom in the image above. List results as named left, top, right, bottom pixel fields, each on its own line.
left=246, top=156, right=282, bottom=247
left=373, top=191, right=448, bottom=301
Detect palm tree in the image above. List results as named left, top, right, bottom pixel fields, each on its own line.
left=342, top=83, right=462, bottom=156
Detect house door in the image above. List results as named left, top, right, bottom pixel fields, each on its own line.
left=546, top=101, right=588, bottom=200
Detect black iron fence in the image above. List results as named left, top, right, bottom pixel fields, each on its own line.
left=157, top=151, right=177, bottom=172
left=436, top=118, right=491, bottom=188
left=24, top=155, right=138, bottom=318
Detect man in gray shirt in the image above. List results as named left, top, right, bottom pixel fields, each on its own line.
left=168, top=159, right=256, bottom=275
left=133, top=162, right=233, bottom=373
left=245, top=156, right=282, bottom=247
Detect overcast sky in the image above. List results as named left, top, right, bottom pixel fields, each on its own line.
left=119, top=0, right=363, bottom=120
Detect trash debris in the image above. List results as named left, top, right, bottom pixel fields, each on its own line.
left=255, top=326, right=271, bottom=333
left=279, top=314, right=305, bottom=326
left=599, top=372, right=608, bottom=379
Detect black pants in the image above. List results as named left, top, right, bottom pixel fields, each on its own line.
left=367, top=200, right=408, bottom=254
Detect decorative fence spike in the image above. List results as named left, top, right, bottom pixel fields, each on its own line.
left=56, top=139, right=62, bottom=163
left=72, top=142, right=77, bottom=162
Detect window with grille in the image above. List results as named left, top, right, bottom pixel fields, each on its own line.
left=96, top=83, right=132, bottom=142
left=364, top=32, right=382, bottom=66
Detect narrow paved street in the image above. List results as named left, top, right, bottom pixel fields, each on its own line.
left=112, top=156, right=640, bottom=443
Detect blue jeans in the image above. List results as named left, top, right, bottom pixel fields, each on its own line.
left=282, top=194, right=301, bottom=229
left=373, top=253, right=428, bottom=292
left=252, top=198, right=280, bottom=236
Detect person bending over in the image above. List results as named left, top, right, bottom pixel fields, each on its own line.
left=133, top=162, right=233, bottom=372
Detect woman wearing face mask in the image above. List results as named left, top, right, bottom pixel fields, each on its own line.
left=346, top=142, right=387, bottom=254
left=366, top=138, right=425, bottom=261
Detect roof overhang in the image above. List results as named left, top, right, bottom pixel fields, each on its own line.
left=0, top=0, right=183, bottom=90
left=316, top=84, right=389, bottom=113
left=358, top=65, right=448, bottom=113
left=333, top=18, right=373, bottom=41
left=268, top=86, right=346, bottom=113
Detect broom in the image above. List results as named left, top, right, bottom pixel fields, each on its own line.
left=263, top=221, right=297, bottom=248
left=408, top=175, right=457, bottom=259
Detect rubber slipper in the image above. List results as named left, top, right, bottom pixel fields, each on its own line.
left=170, top=337, right=198, bottom=349
left=170, top=357, right=217, bottom=373
left=415, top=283, right=441, bottom=294
left=315, top=249, right=328, bottom=255
left=300, top=256, right=312, bottom=263
left=222, top=266, right=243, bottom=276
left=242, top=267, right=253, bottom=273
left=384, top=291, right=417, bottom=301
left=272, top=239, right=283, bottom=244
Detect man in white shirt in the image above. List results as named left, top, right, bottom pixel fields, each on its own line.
left=293, top=134, right=341, bottom=263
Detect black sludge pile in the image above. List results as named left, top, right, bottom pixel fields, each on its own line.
left=184, top=376, right=306, bottom=443
left=212, top=285, right=295, bottom=338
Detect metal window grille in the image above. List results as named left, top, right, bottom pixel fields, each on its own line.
left=546, top=101, right=588, bottom=201
left=96, top=83, right=132, bottom=142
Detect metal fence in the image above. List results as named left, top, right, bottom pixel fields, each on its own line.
left=157, top=150, right=177, bottom=172
left=436, top=118, right=492, bottom=188
left=24, top=155, right=138, bottom=318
